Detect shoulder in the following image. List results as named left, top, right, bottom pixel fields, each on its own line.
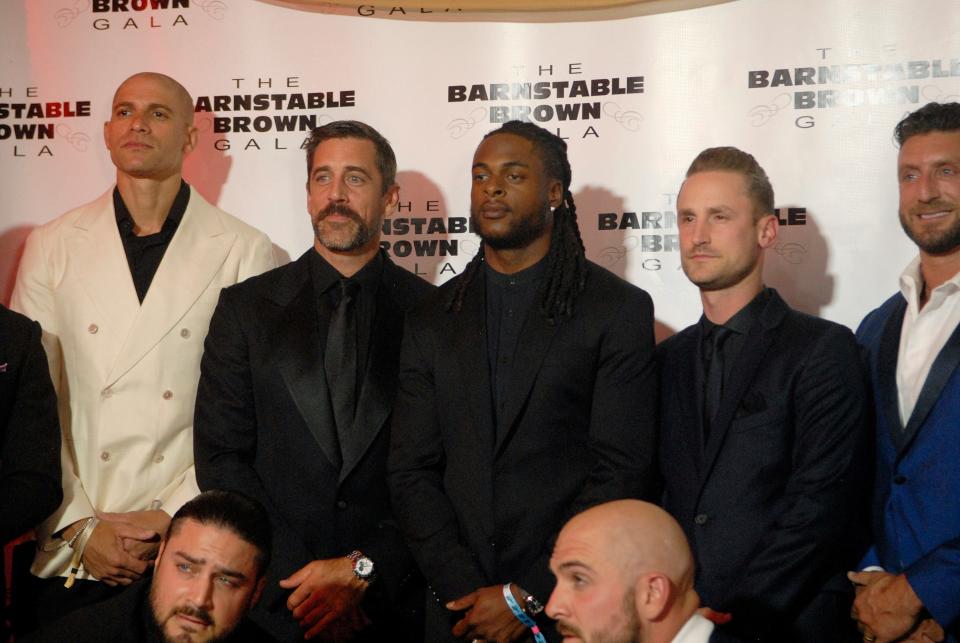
left=187, top=187, right=271, bottom=246
left=856, top=292, right=904, bottom=340
left=772, top=296, right=858, bottom=352
left=219, top=254, right=305, bottom=304
left=26, top=189, right=112, bottom=244
left=0, top=304, right=39, bottom=338
left=656, top=323, right=698, bottom=360
left=383, top=256, right=437, bottom=309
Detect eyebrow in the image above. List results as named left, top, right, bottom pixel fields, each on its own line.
left=174, top=551, right=249, bottom=581
left=113, top=101, right=174, bottom=113
left=472, top=160, right=530, bottom=170
left=557, top=560, right=593, bottom=573
left=312, top=165, right=373, bottom=178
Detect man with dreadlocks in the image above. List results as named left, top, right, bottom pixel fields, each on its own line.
left=388, top=121, right=658, bottom=642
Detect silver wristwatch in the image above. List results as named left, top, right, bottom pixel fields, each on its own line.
left=347, top=549, right=376, bottom=583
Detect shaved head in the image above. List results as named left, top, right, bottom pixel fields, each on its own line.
left=113, top=72, right=194, bottom=121
left=547, top=501, right=700, bottom=643
left=563, top=500, right=693, bottom=589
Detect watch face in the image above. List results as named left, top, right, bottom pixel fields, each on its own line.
left=354, top=557, right=375, bottom=578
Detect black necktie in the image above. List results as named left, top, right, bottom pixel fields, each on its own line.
left=704, top=325, right=732, bottom=441
left=325, top=279, right=359, bottom=463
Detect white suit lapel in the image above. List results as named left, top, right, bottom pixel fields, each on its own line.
left=106, top=187, right=235, bottom=385
left=68, top=190, right=140, bottom=378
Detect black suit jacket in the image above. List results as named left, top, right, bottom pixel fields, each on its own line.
left=658, top=290, right=871, bottom=642
left=0, top=304, right=61, bottom=543
left=194, top=250, right=434, bottom=642
left=388, top=261, right=658, bottom=642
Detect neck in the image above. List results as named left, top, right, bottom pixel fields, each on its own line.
left=648, top=587, right=701, bottom=643
left=483, top=234, right=550, bottom=275
left=314, top=242, right=379, bottom=278
left=918, top=247, right=960, bottom=308
left=700, top=271, right=763, bottom=325
left=116, top=172, right=183, bottom=236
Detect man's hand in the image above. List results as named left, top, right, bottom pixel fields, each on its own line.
left=848, top=571, right=924, bottom=642
left=81, top=519, right=157, bottom=586
left=99, top=510, right=170, bottom=561
left=279, top=557, right=368, bottom=640
left=447, top=584, right=528, bottom=643
left=901, top=618, right=945, bottom=643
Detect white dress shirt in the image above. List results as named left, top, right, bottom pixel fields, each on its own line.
left=671, top=612, right=715, bottom=643
left=897, top=256, right=960, bottom=425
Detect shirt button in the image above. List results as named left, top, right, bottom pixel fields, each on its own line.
left=100, top=451, right=110, bottom=462
left=694, top=513, right=709, bottom=526
left=893, top=475, right=907, bottom=485
left=88, top=323, right=99, bottom=334
left=101, top=387, right=113, bottom=399
left=162, top=390, right=173, bottom=400
left=336, top=500, right=347, bottom=510
left=180, top=328, right=190, bottom=339
left=154, top=454, right=165, bottom=464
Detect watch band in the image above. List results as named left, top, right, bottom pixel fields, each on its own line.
left=502, top=584, right=547, bottom=643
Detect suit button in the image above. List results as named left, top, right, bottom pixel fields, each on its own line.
left=694, top=513, right=708, bottom=526
left=336, top=500, right=347, bottom=510
left=893, top=475, right=907, bottom=485
left=180, top=328, right=191, bottom=339
left=101, top=387, right=113, bottom=399
left=100, top=451, right=110, bottom=462
left=162, top=390, right=173, bottom=400
left=154, top=454, right=165, bottom=464
left=88, top=323, right=99, bottom=334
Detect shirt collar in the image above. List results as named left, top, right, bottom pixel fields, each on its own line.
left=899, top=255, right=960, bottom=311
left=484, top=254, right=548, bottom=287
left=309, top=248, right=384, bottom=294
left=699, top=287, right=770, bottom=336
left=113, top=180, right=190, bottom=236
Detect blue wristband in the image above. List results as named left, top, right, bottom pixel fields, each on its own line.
left=502, top=584, right=547, bottom=643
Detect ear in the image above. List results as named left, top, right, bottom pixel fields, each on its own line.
left=182, top=122, right=199, bottom=157
left=155, top=539, right=167, bottom=565
left=635, top=572, right=672, bottom=622
left=103, top=121, right=110, bottom=150
left=382, top=183, right=401, bottom=216
left=756, top=213, right=778, bottom=249
left=251, top=576, right=266, bottom=607
left=548, top=178, right=563, bottom=209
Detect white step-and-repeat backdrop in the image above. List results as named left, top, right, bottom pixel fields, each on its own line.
left=2, top=0, right=959, bottom=338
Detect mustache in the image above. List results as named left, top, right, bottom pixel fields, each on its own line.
left=910, top=199, right=955, bottom=215
left=175, top=604, right=213, bottom=627
left=556, top=620, right=582, bottom=638
left=318, top=203, right=362, bottom=222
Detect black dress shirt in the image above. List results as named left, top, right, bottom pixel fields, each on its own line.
left=485, top=258, right=547, bottom=426
left=698, top=287, right=772, bottom=432
left=309, top=249, right=383, bottom=398
left=113, top=180, right=190, bottom=303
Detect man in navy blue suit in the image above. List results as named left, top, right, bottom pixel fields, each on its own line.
left=851, top=102, right=960, bottom=643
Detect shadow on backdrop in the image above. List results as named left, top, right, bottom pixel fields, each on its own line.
left=763, top=207, right=834, bottom=320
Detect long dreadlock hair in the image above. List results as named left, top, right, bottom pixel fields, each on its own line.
left=447, top=121, right=589, bottom=324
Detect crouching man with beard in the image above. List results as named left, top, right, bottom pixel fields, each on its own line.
left=24, top=490, right=274, bottom=642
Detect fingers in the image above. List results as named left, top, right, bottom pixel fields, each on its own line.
left=304, top=606, right=341, bottom=640
left=446, top=590, right=478, bottom=611
left=279, top=565, right=308, bottom=589
left=111, top=522, right=157, bottom=542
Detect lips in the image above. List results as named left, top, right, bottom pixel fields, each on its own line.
left=479, top=201, right=510, bottom=217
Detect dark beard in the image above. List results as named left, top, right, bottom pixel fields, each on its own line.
left=471, top=206, right=551, bottom=250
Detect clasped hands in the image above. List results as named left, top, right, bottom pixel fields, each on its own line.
left=62, top=509, right=170, bottom=586
left=848, top=571, right=944, bottom=643
left=280, top=557, right=370, bottom=641
left=446, top=583, right=530, bottom=643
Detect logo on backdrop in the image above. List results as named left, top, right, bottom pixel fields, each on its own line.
left=447, top=62, right=644, bottom=141
left=193, top=76, right=357, bottom=152
left=594, top=204, right=807, bottom=272
left=379, top=198, right=474, bottom=279
left=0, top=86, right=93, bottom=158
left=746, top=47, right=960, bottom=128
left=55, top=0, right=227, bottom=31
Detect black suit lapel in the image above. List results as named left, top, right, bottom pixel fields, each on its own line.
left=494, top=301, right=560, bottom=455
left=273, top=256, right=341, bottom=470
left=665, top=330, right=705, bottom=476
left=455, top=271, right=497, bottom=460
left=339, top=269, right=405, bottom=482
left=877, top=297, right=907, bottom=450
left=699, top=293, right=786, bottom=489
left=901, top=314, right=960, bottom=455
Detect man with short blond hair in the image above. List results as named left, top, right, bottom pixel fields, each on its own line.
left=657, top=146, right=870, bottom=640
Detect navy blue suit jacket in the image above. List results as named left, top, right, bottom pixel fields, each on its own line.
left=857, top=292, right=960, bottom=639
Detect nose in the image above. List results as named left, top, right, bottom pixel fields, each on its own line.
left=188, top=575, right=215, bottom=610
left=917, top=172, right=940, bottom=202
left=328, top=176, right=348, bottom=202
left=690, top=217, right=710, bottom=247
left=484, top=178, right=505, bottom=198
left=544, top=586, right=565, bottom=620
left=129, top=110, right=148, bottom=133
